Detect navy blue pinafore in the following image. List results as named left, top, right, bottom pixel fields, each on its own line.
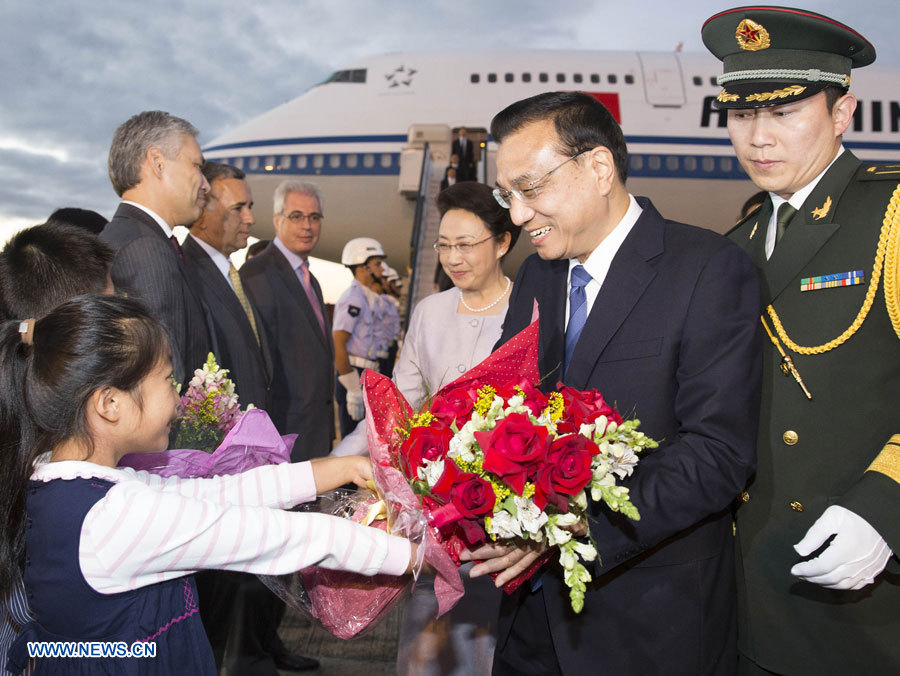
left=6, top=477, right=215, bottom=675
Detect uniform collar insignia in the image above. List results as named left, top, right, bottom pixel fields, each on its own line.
left=811, top=195, right=832, bottom=220
left=749, top=222, right=758, bottom=239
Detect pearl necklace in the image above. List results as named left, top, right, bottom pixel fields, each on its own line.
left=459, top=276, right=511, bottom=313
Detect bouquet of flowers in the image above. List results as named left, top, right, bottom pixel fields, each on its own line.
left=171, top=353, right=247, bottom=452
left=364, top=318, right=657, bottom=613
left=119, top=353, right=294, bottom=478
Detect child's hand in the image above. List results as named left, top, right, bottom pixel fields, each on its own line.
left=345, top=455, right=373, bottom=488
left=310, top=456, right=374, bottom=493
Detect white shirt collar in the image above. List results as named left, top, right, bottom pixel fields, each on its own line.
left=190, top=234, right=232, bottom=283
left=30, top=453, right=133, bottom=483
left=566, top=194, right=642, bottom=325
left=273, top=236, right=307, bottom=272
left=569, top=194, right=642, bottom=287
left=765, top=146, right=845, bottom=259
left=122, top=200, right=173, bottom=239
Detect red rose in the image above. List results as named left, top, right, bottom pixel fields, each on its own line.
left=451, top=473, right=496, bottom=519
left=556, top=383, right=623, bottom=434
left=429, top=386, right=476, bottom=426
left=400, top=423, right=452, bottom=480
left=534, top=434, right=599, bottom=512
left=431, top=456, right=465, bottom=501
left=475, top=412, right=549, bottom=495
left=496, top=377, right=549, bottom=418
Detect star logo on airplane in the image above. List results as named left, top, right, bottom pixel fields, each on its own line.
left=385, top=65, right=417, bottom=88
left=735, top=19, right=770, bottom=51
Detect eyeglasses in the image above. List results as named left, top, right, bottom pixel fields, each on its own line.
left=280, top=210, right=323, bottom=226
left=492, top=149, right=589, bottom=209
left=433, top=235, right=495, bottom=256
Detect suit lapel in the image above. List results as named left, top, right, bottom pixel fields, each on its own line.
left=762, top=151, right=858, bottom=304
left=565, top=199, right=662, bottom=391
left=537, top=260, right=568, bottom=387
left=267, top=247, right=331, bottom=351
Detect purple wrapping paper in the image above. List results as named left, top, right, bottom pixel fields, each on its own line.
left=118, top=409, right=295, bottom=477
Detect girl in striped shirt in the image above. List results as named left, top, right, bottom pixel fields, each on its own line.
left=0, top=295, right=415, bottom=675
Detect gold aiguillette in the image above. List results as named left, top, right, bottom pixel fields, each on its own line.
left=761, top=316, right=813, bottom=400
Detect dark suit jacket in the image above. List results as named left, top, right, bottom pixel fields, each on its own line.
left=240, top=243, right=335, bottom=461
left=181, top=236, right=272, bottom=410
left=495, top=197, right=761, bottom=676
left=100, top=203, right=214, bottom=384
left=728, top=151, right=900, bottom=674
left=451, top=138, right=475, bottom=180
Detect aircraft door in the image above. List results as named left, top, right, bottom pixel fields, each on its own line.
left=638, top=53, right=685, bottom=107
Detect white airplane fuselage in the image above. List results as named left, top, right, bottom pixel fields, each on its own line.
left=203, top=49, right=900, bottom=271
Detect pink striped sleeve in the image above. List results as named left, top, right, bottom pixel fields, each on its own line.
left=129, top=462, right=316, bottom=508
left=80, top=477, right=409, bottom=593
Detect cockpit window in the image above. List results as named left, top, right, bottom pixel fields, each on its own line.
left=320, top=69, right=367, bottom=84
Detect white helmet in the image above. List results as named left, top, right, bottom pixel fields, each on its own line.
left=341, top=237, right=385, bottom=266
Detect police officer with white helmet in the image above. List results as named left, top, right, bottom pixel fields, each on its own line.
left=333, top=237, right=386, bottom=436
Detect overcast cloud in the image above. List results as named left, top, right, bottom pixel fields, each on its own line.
left=1, top=0, right=897, bottom=242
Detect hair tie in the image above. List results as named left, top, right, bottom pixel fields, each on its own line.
left=18, top=318, right=35, bottom=346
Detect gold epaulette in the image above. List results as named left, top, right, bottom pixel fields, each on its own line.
left=867, top=435, right=900, bottom=484
left=861, top=164, right=900, bottom=180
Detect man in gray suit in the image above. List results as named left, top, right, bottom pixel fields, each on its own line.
left=100, top=110, right=213, bottom=384
left=183, top=162, right=271, bottom=410
left=241, top=180, right=335, bottom=462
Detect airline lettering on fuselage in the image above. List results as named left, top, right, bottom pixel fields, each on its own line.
left=700, top=95, right=900, bottom=132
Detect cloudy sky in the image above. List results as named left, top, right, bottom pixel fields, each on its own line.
left=2, top=0, right=896, bottom=245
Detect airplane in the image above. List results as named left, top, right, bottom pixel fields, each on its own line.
left=202, top=49, right=900, bottom=281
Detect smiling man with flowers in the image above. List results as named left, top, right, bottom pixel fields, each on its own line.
left=462, top=92, right=762, bottom=675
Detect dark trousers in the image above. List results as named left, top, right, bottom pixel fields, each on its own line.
left=492, top=585, right=562, bottom=676
left=195, top=570, right=283, bottom=676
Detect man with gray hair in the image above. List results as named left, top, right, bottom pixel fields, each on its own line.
left=100, top=110, right=214, bottom=384
left=241, top=179, right=335, bottom=463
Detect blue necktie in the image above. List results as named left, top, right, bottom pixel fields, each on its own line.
left=564, top=265, right=592, bottom=378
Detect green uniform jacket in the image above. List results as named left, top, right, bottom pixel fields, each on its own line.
left=728, top=150, right=900, bottom=675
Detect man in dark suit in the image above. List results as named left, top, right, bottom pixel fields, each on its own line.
left=100, top=110, right=213, bottom=384
left=183, top=162, right=270, bottom=409
left=241, top=180, right=335, bottom=462
left=461, top=92, right=761, bottom=675
left=451, top=127, right=475, bottom=181
left=705, top=7, right=900, bottom=674
left=186, top=163, right=316, bottom=674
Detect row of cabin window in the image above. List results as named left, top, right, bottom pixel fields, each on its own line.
left=470, top=72, right=634, bottom=85
left=630, top=155, right=739, bottom=173
left=231, top=153, right=397, bottom=171
left=470, top=72, right=720, bottom=87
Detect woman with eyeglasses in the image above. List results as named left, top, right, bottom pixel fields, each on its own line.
left=332, top=181, right=519, bottom=675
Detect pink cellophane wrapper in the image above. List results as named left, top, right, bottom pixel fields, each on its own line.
left=118, top=408, right=295, bottom=477
left=363, top=315, right=553, bottom=608
left=297, top=490, right=411, bottom=640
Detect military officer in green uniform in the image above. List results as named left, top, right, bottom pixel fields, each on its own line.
left=703, top=6, right=900, bottom=675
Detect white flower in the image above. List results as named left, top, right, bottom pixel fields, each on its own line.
left=573, top=540, right=597, bottom=562
left=488, top=510, right=522, bottom=539
left=571, top=490, right=588, bottom=511
left=579, top=422, right=595, bottom=439
left=515, top=496, right=548, bottom=536
left=447, top=432, right=475, bottom=463
left=559, top=546, right=577, bottom=570
left=418, top=458, right=445, bottom=488
left=608, top=443, right=639, bottom=479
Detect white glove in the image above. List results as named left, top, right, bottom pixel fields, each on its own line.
left=791, top=505, right=893, bottom=590
left=338, top=372, right=365, bottom=421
